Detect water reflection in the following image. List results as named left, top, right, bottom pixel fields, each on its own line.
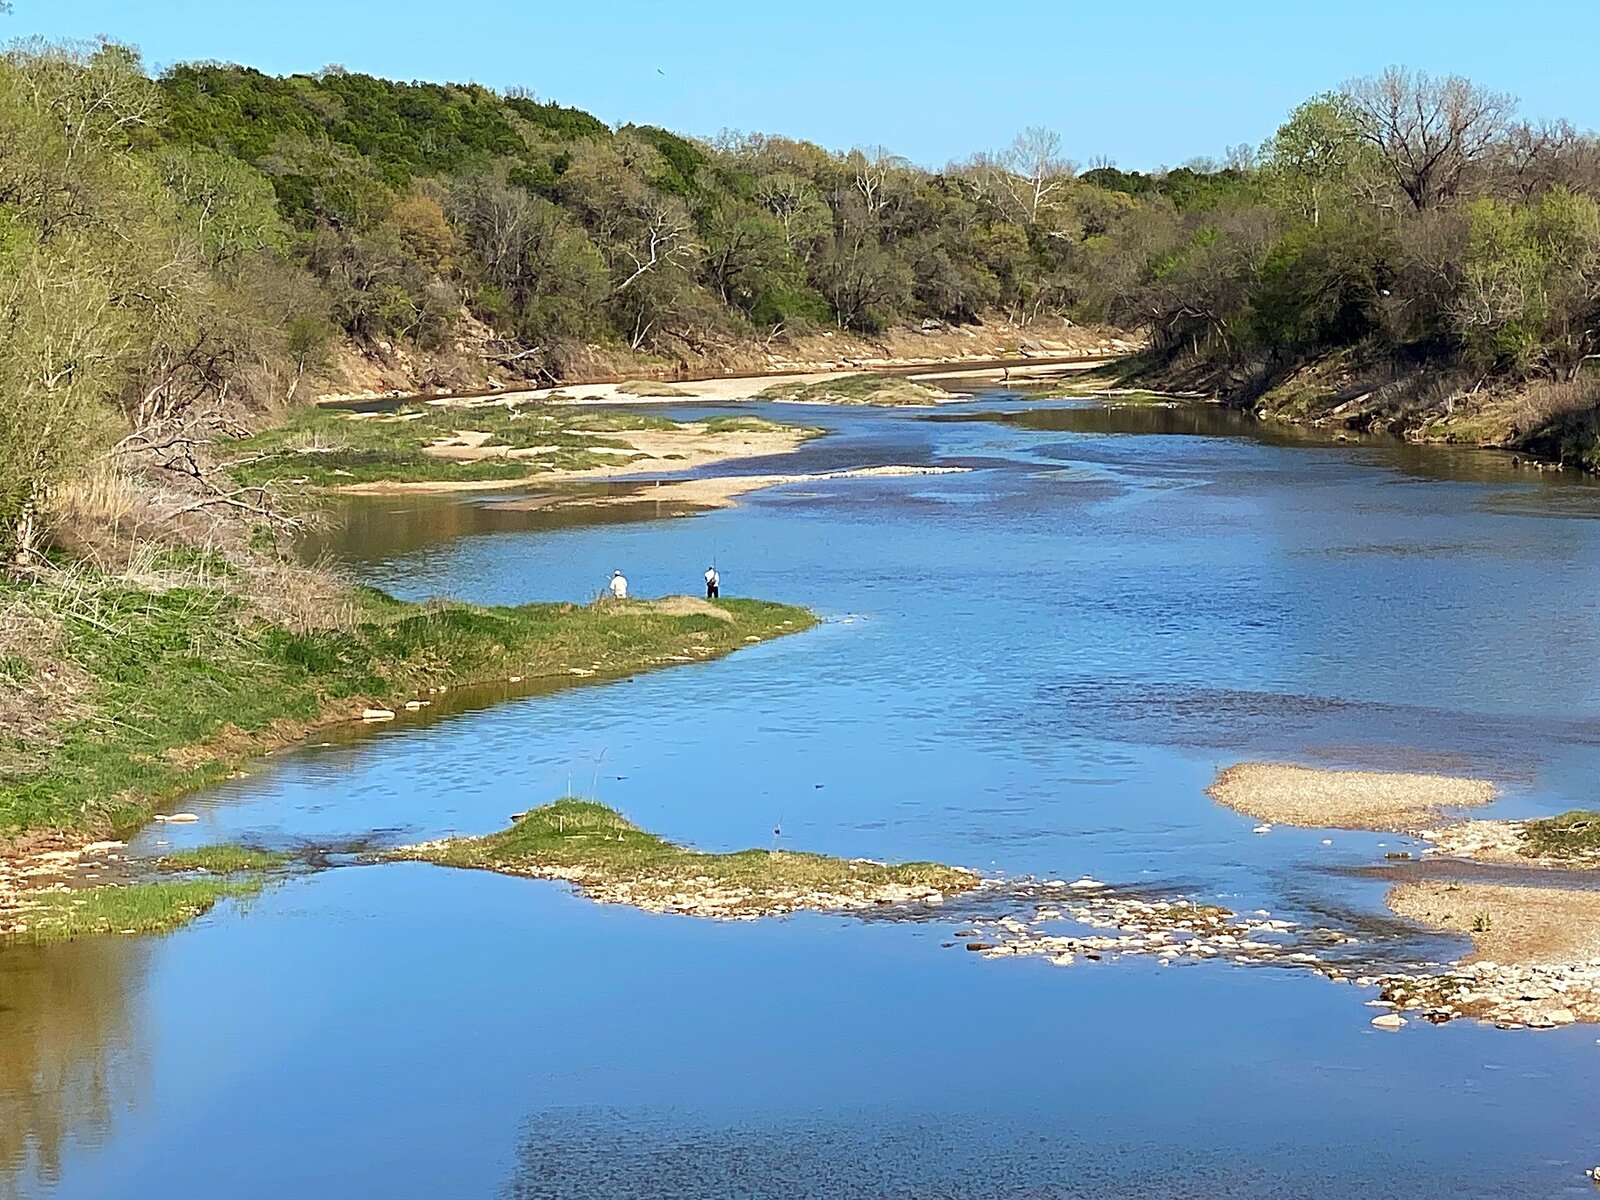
left=0, top=940, right=148, bottom=1199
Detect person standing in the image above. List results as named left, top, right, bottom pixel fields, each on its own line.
left=704, top=565, right=719, bottom=599
left=608, top=570, right=628, bottom=600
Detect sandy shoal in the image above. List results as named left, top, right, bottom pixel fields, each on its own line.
left=1388, top=880, right=1600, bottom=965
left=1207, top=762, right=1496, bottom=832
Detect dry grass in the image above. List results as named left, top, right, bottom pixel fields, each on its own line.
left=1207, top=762, right=1497, bottom=831
left=0, top=592, right=91, bottom=771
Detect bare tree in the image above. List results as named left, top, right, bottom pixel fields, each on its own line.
left=847, top=145, right=907, bottom=215
left=1343, top=67, right=1514, bottom=211
left=1001, top=126, right=1075, bottom=223
left=612, top=197, right=695, bottom=293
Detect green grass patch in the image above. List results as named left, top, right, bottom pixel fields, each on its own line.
left=1519, top=810, right=1600, bottom=859
left=397, top=797, right=977, bottom=916
left=225, top=402, right=803, bottom=488
left=8, top=878, right=261, bottom=943
left=227, top=403, right=640, bottom=487
left=758, top=374, right=948, bottom=407
left=158, top=844, right=292, bottom=873
left=0, top=571, right=815, bottom=837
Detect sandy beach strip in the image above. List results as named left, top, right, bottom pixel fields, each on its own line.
left=329, top=422, right=818, bottom=495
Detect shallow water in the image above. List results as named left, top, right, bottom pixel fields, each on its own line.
left=8, top=396, right=1600, bottom=1198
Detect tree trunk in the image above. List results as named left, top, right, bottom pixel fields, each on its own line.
left=11, top=484, right=41, bottom=566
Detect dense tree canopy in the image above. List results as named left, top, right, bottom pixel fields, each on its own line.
left=6, top=41, right=1600, bottom=557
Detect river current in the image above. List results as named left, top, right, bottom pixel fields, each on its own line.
left=5, top=393, right=1600, bottom=1198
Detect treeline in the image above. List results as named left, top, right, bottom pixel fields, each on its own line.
left=1098, top=72, right=1600, bottom=429
left=6, top=42, right=1600, bottom=562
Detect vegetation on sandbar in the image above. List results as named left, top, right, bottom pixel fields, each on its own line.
left=758, top=374, right=950, bottom=407
left=7, top=878, right=262, bottom=944
left=396, top=798, right=977, bottom=918
left=1519, top=811, right=1600, bottom=860
left=227, top=403, right=656, bottom=488
left=158, top=844, right=293, bottom=873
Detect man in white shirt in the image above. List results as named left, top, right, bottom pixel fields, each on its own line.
left=608, top=570, right=628, bottom=599
left=704, top=566, right=719, bottom=599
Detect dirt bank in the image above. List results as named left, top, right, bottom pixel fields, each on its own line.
left=1207, top=762, right=1497, bottom=832
left=315, top=316, right=1138, bottom=407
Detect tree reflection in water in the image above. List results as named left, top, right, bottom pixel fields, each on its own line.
left=0, top=937, right=149, bottom=1199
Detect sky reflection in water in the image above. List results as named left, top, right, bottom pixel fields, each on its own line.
left=8, top=396, right=1600, bottom=1199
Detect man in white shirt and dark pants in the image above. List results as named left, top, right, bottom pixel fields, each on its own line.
left=704, top=566, right=719, bottom=599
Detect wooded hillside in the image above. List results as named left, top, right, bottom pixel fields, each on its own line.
left=5, top=41, right=1600, bottom=562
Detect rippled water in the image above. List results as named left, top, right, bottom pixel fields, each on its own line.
left=7, top=396, right=1600, bottom=1198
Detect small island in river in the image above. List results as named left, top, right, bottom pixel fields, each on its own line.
left=394, top=798, right=979, bottom=918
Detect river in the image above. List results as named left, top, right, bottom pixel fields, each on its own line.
left=6, top=392, right=1600, bottom=1198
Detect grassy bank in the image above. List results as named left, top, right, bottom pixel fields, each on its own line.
left=396, top=798, right=978, bottom=918
left=228, top=402, right=811, bottom=489
left=8, top=877, right=263, bottom=944
left=0, top=566, right=814, bottom=838
left=1519, top=811, right=1600, bottom=860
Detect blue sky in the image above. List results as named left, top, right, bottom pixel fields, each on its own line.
left=14, top=1, right=1600, bottom=169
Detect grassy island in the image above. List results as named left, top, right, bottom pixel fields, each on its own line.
left=758, top=374, right=950, bottom=407
left=395, top=798, right=978, bottom=918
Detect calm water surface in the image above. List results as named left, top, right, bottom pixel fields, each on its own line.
left=6, top=395, right=1600, bottom=1198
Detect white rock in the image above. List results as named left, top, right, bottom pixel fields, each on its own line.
left=1068, top=877, right=1106, bottom=891
left=361, top=708, right=396, bottom=721
left=1371, top=1014, right=1407, bottom=1030
left=1252, top=824, right=1272, bottom=835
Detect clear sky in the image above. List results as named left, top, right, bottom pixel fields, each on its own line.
left=12, top=1, right=1600, bottom=170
